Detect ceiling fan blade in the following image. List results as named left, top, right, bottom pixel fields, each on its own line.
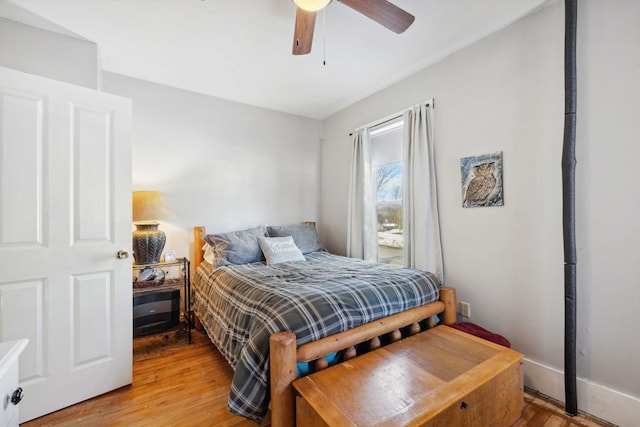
left=292, top=8, right=317, bottom=55
left=337, top=0, right=414, bottom=34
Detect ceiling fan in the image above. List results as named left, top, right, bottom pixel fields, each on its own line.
left=292, top=0, right=415, bottom=55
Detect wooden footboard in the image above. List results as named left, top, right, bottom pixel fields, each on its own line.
left=270, top=287, right=457, bottom=427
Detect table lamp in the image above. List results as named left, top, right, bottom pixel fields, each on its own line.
left=132, top=191, right=176, bottom=265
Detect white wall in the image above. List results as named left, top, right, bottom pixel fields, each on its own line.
left=103, top=73, right=322, bottom=260
left=320, top=1, right=640, bottom=425
left=0, top=16, right=98, bottom=89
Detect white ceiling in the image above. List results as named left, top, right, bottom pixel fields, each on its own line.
left=6, top=0, right=552, bottom=119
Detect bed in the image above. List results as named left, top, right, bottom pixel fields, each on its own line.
left=191, top=224, right=456, bottom=426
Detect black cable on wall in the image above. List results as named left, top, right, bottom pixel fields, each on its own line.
left=562, top=0, right=578, bottom=416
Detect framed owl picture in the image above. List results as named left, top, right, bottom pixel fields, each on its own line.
left=460, top=151, right=504, bottom=208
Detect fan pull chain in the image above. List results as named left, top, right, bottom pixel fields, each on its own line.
left=323, top=8, right=326, bottom=66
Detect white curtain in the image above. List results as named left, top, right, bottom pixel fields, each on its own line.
left=347, top=128, right=377, bottom=261
left=402, top=102, right=444, bottom=281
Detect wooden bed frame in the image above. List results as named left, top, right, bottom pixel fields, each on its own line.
left=192, top=226, right=457, bottom=427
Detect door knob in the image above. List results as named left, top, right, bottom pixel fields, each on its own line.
left=116, top=250, right=130, bottom=259
left=11, top=387, right=23, bottom=405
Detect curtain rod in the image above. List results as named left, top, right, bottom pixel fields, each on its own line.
left=349, top=98, right=434, bottom=136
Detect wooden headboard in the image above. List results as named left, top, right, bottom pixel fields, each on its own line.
left=193, top=226, right=206, bottom=272
left=193, top=223, right=314, bottom=274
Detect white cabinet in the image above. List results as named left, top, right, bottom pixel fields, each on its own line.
left=0, top=340, right=28, bottom=427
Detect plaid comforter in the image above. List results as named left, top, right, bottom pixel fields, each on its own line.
left=192, top=252, right=441, bottom=422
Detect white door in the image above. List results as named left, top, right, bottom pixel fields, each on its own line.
left=0, top=66, right=132, bottom=422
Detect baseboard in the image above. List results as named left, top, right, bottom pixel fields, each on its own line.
left=522, top=358, right=640, bottom=427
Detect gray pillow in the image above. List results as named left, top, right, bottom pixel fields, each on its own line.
left=267, top=223, right=323, bottom=254
left=258, top=236, right=306, bottom=265
left=204, top=225, right=266, bottom=266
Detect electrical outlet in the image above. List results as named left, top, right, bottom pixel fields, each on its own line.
left=460, top=301, right=471, bottom=318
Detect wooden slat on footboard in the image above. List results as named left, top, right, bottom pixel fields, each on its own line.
left=296, top=301, right=445, bottom=363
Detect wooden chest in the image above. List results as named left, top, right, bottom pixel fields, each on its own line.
left=293, top=325, right=523, bottom=426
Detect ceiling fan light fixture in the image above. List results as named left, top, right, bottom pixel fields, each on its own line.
left=292, top=0, right=332, bottom=12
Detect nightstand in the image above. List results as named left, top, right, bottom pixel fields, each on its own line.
left=132, top=257, right=191, bottom=343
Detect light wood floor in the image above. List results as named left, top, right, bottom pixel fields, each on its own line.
left=23, top=326, right=615, bottom=427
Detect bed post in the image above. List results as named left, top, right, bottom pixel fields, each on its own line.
left=270, top=332, right=297, bottom=427
left=439, top=287, right=457, bottom=325
left=193, top=226, right=205, bottom=272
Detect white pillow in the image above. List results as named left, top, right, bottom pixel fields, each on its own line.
left=258, top=236, right=305, bottom=265
left=202, top=243, right=216, bottom=265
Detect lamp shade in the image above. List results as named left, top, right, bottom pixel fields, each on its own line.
left=292, top=0, right=332, bottom=12
left=132, top=191, right=176, bottom=223
left=132, top=191, right=176, bottom=265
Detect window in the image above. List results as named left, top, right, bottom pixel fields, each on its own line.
left=371, top=118, right=403, bottom=266
left=349, top=101, right=440, bottom=275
